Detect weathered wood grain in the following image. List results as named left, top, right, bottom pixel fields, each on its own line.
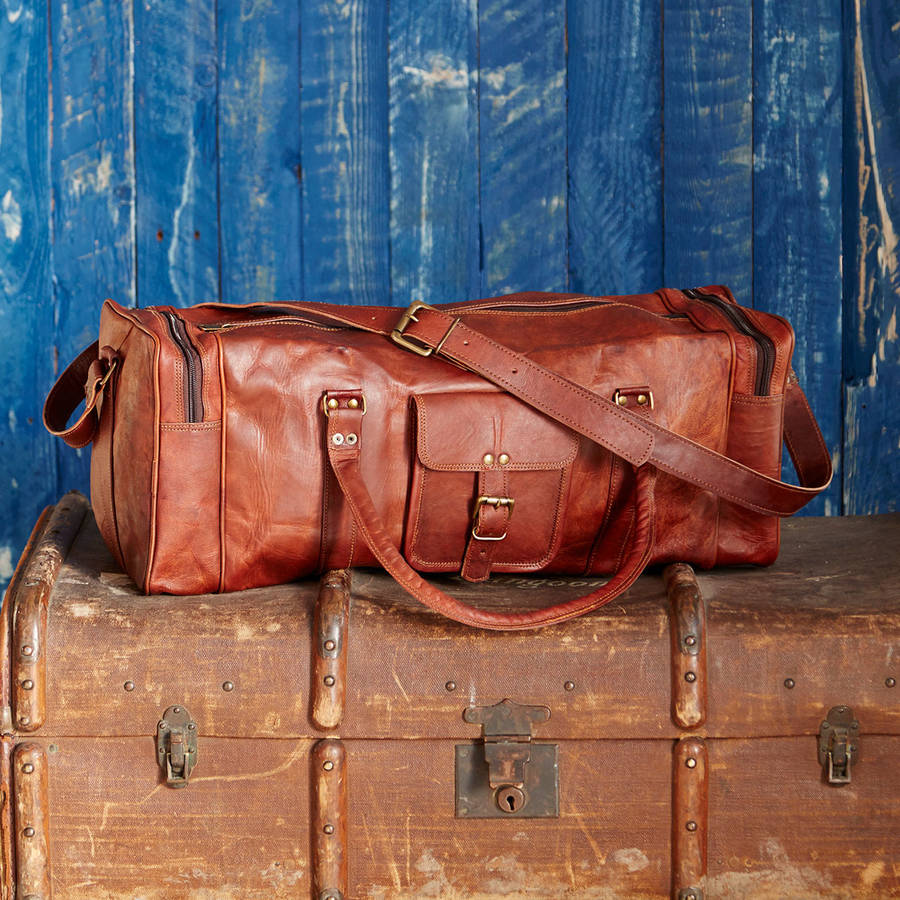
left=217, top=0, right=301, bottom=304
left=388, top=0, right=479, bottom=306
left=663, top=1, right=753, bottom=301
left=49, top=0, right=137, bottom=498
left=842, top=0, right=900, bottom=514
left=753, top=0, right=843, bottom=516
left=134, top=0, right=219, bottom=308
left=302, top=0, right=390, bottom=305
left=566, top=0, right=662, bottom=295
left=0, top=2, right=57, bottom=595
left=478, top=0, right=568, bottom=295
left=13, top=743, right=51, bottom=898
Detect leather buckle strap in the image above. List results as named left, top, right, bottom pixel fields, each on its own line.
left=391, top=300, right=460, bottom=357
left=471, top=496, right=515, bottom=541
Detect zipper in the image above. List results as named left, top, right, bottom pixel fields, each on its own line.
left=164, top=312, right=204, bottom=422
left=199, top=315, right=345, bottom=333
left=682, top=288, right=775, bottom=395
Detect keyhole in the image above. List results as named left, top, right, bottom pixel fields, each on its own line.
left=495, top=785, right=526, bottom=814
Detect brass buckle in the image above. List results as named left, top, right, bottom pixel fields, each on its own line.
left=97, top=357, right=118, bottom=390
left=471, top=496, right=515, bottom=542
left=391, top=300, right=438, bottom=357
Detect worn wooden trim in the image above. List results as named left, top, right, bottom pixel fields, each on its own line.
left=673, top=736, right=708, bottom=900
left=311, top=571, right=351, bottom=731
left=13, top=743, right=51, bottom=899
left=12, top=494, right=88, bottom=733
left=0, top=737, right=13, bottom=900
left=311, top=739, right=347, bottom=900
left=666, top=564, right=708, bottom=729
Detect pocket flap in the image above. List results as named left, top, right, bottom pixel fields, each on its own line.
left=413, top=392, right=579, bottom=470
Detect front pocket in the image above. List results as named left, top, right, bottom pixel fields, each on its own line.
left=405, top=391, right=579, bottom=573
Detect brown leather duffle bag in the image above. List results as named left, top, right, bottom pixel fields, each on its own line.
left=44, top=286, right=832, bottom=629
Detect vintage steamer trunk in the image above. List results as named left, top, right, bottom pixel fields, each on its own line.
left=1, top=492, right=899, bottom=899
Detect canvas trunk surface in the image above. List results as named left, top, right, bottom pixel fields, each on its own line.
left=1, top=493, right=898, bottom=899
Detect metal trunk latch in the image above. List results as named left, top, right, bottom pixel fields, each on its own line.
left=818, top=705, right=860, bottom=785
left=157, top=705, right=198, bottom=787
left=455, top=698, right=559, bottom=818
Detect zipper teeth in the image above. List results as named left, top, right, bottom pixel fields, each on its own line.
left=199, top=317, right=345, bottom=333
left=683, top=289, right=776, bottom=395
left=165, top=312, right=203, bottom=422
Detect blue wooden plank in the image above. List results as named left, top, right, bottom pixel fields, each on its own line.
left=479, top=0, right=567, bottom=295
left=50, top=0, right=136, bottom=497
left=302, top=0, right=390, bottom=305
left=389, top=0, right=479, bottom=307
left=567, top=0, right=662, bottom=295
left=842, top=0, right=900, bottom=514
left=134, top=0, right=219, bottom=307
left=218, top=0, right=302, bottom=304
left=663, top=1, right=753, bottom=301
left=753, top=0, right=843, bottom=515
left=0, top=3, right=56, bottom=589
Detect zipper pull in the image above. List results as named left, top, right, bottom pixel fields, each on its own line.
left=198, top=322, right=235, bottom=332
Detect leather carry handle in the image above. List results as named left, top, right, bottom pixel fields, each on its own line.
left=326, top=401, right=657, bottom=629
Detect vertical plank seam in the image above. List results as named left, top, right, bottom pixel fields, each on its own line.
left=659, top=0, right=666, bottom=285
left=385, top=0, right=393, bottom=305
left=214, top=0, right=223, bottom=306
left=298, top=0, right=306, bottom=300
left=563, top=0, right=570, bottom=292
left=475, top=0, right=484, bottom=297
left=129, top=0, right=140, bottom=308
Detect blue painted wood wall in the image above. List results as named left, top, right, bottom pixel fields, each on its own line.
left=1, top=0, right=898, bottom=586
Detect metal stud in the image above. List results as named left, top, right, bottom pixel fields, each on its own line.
left=22, top=645, right=33, bottom=657
left=324, top=675, right=336, bottom=687
left=637, top=394, right=649, bottom=405
left=173, top=706, right=181, bottom=713
left=19, top=716, right=30, bottom=727
left=445, top=681, right=457, bottom=692
left=21, top=680, right=33, bottom=691
left=22, top=763, right=34, bottom=774
left=887, top=677, right=897, bottom=688
left=483, top=453, right=494, bottom=465
left=347, top=398, right=359, bottom=409
left=222, top=681, right=235, bottom=692
left=684, top=671, right=697, bottom=683
left=324, top=639, right=336, bottom=652
left=783, top=678, right=795, bottom=689
left=124, top=681, right=135, bottom=692
left=323, top=824, right=335, bottom=835
left=23, top=827, right=35, bottom=838
left=331, top=433, right=344, bottom=446
left=345, top=433, right=358, bottom=446
left=498, top=453, right=510, bottom=465
left=326, top=398, right=339, bottom=410
left=616, top=395, right=628, bottom=406
left=685, top=757, right=697, bottom=769
left=685, top=820, right=698, bottom=832
left=323, top=760, right=335, bottom=772
left=564, top=681, right=575, bottom=692
left=684, top=634, right=697, bottom=647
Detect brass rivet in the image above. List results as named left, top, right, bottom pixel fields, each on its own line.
left=498, top=453, right=510, bottom=465
left=345, top=432, right=358, bottom=446
left=323, top=824, right=335, bottom=835
left=685, top=820, right=698, bottom=832
left=23, top=827, right=35, bottom=838
left=564, top=681, right=575, bottom=692
left=326, top=398, right=338, bottom=410
left=483, top=453, right=494, bottom=465
left=637, top=394, right=648, bottom=405
left=323, top=760, right=335, bottom=771
left=324, top=639, right=336, bottom=652
left=684, top=635, right=697, bottom=647
left=173, top=706, right=181, bottom=713
left=445, top=681, right=457, bottom=692
left=784, top=678, right=795, bottom=689
left=684, top=671, right=697, bottom=683
left=124, top=681, right=135, bottom=692
left=887, top=677, right=897, bottom=688
left=22, top=646, right=33, bottom=657
left=22, top=763, right=34, bottom=774
left=324, top=675, right=336, bottom=687
left=616, top=395, right=628, bottom=406
left=21, top=680, right=34, bottom=691
left=19, top=716, right=31, bottom=727
left=222, top=681, right=234, bottom=692
left=348, top=398, right=359, bottom=409
left=686, top=757, right=697, bottom=769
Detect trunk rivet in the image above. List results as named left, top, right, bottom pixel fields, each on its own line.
left=685, top=820, right=698, bottom=832
left=784, top=678, right=795, bottom=689
left=445, top=681, right=457, bottom=691
left=22, top=763, right=34, bottom=774
left=685, top=634, right=697, bottom=646
left=124, top=681, right=135, bottom=692
left=887, top=678, right=897, bottom=688
left=323, top=760, right=334, bottom=771
left=21, top=680, right=34, bottom=691
left=564, top=681, right=575, bottom=691
left=324, top=675, right=336, bottom=687
left=19, top=716, right=31, bottom=726
left=323, top=824, right=335, bottom=835
left=22, top=645, right=33, bottom=657
left=684, top=671, right=697, bottom=683
left=685, top=757, right=697, bottom=769
left=23, top=827, right=35, bottom=838
left=222, top=681, right=234, bottom=692
left=324, top=640, right=336, bottom=651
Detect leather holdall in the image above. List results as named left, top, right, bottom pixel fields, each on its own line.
left=43, top=286, right=833, bottom=630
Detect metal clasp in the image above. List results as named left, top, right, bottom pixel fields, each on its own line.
left=156, top=705, right=198, bottom=787
left=471, top=496, right=515, bottom=541
left=391, top=300, right=438, bottom=356
left=818, top=705, right=860, bottom=785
